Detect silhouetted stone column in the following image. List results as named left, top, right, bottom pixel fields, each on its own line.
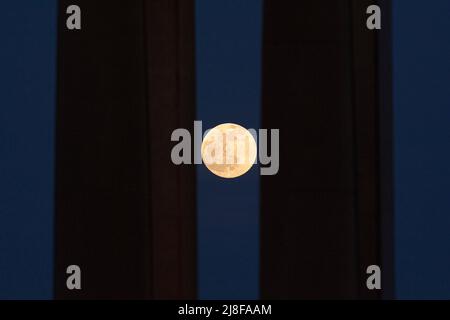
left=260, top=0, right=392, bottom=299
left=55, top=0, right=196, bottom=299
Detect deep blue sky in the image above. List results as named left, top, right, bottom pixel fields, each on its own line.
left=1, top=0, right=450, bottom=300
left=0, top=0, right=56, bottom=299
left=196, top=0, right=263, bottom=299
left=393, top=0, right=450, bottom=299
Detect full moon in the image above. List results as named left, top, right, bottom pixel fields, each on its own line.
left=201, top=123, right=257, bottom=179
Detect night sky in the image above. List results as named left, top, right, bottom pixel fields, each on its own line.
left=0, top=0, right=450, bottom=299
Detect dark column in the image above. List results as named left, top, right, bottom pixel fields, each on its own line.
left=260, top=0, right=393, bottom=299
left=55, top=0, right=196, bottom=299
left=144, top=0, right=197, bottom=299
left=377, top=0, right=394, bottom=300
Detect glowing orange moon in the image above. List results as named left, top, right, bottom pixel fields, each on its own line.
left=201, top=123, right=257, bottom=178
